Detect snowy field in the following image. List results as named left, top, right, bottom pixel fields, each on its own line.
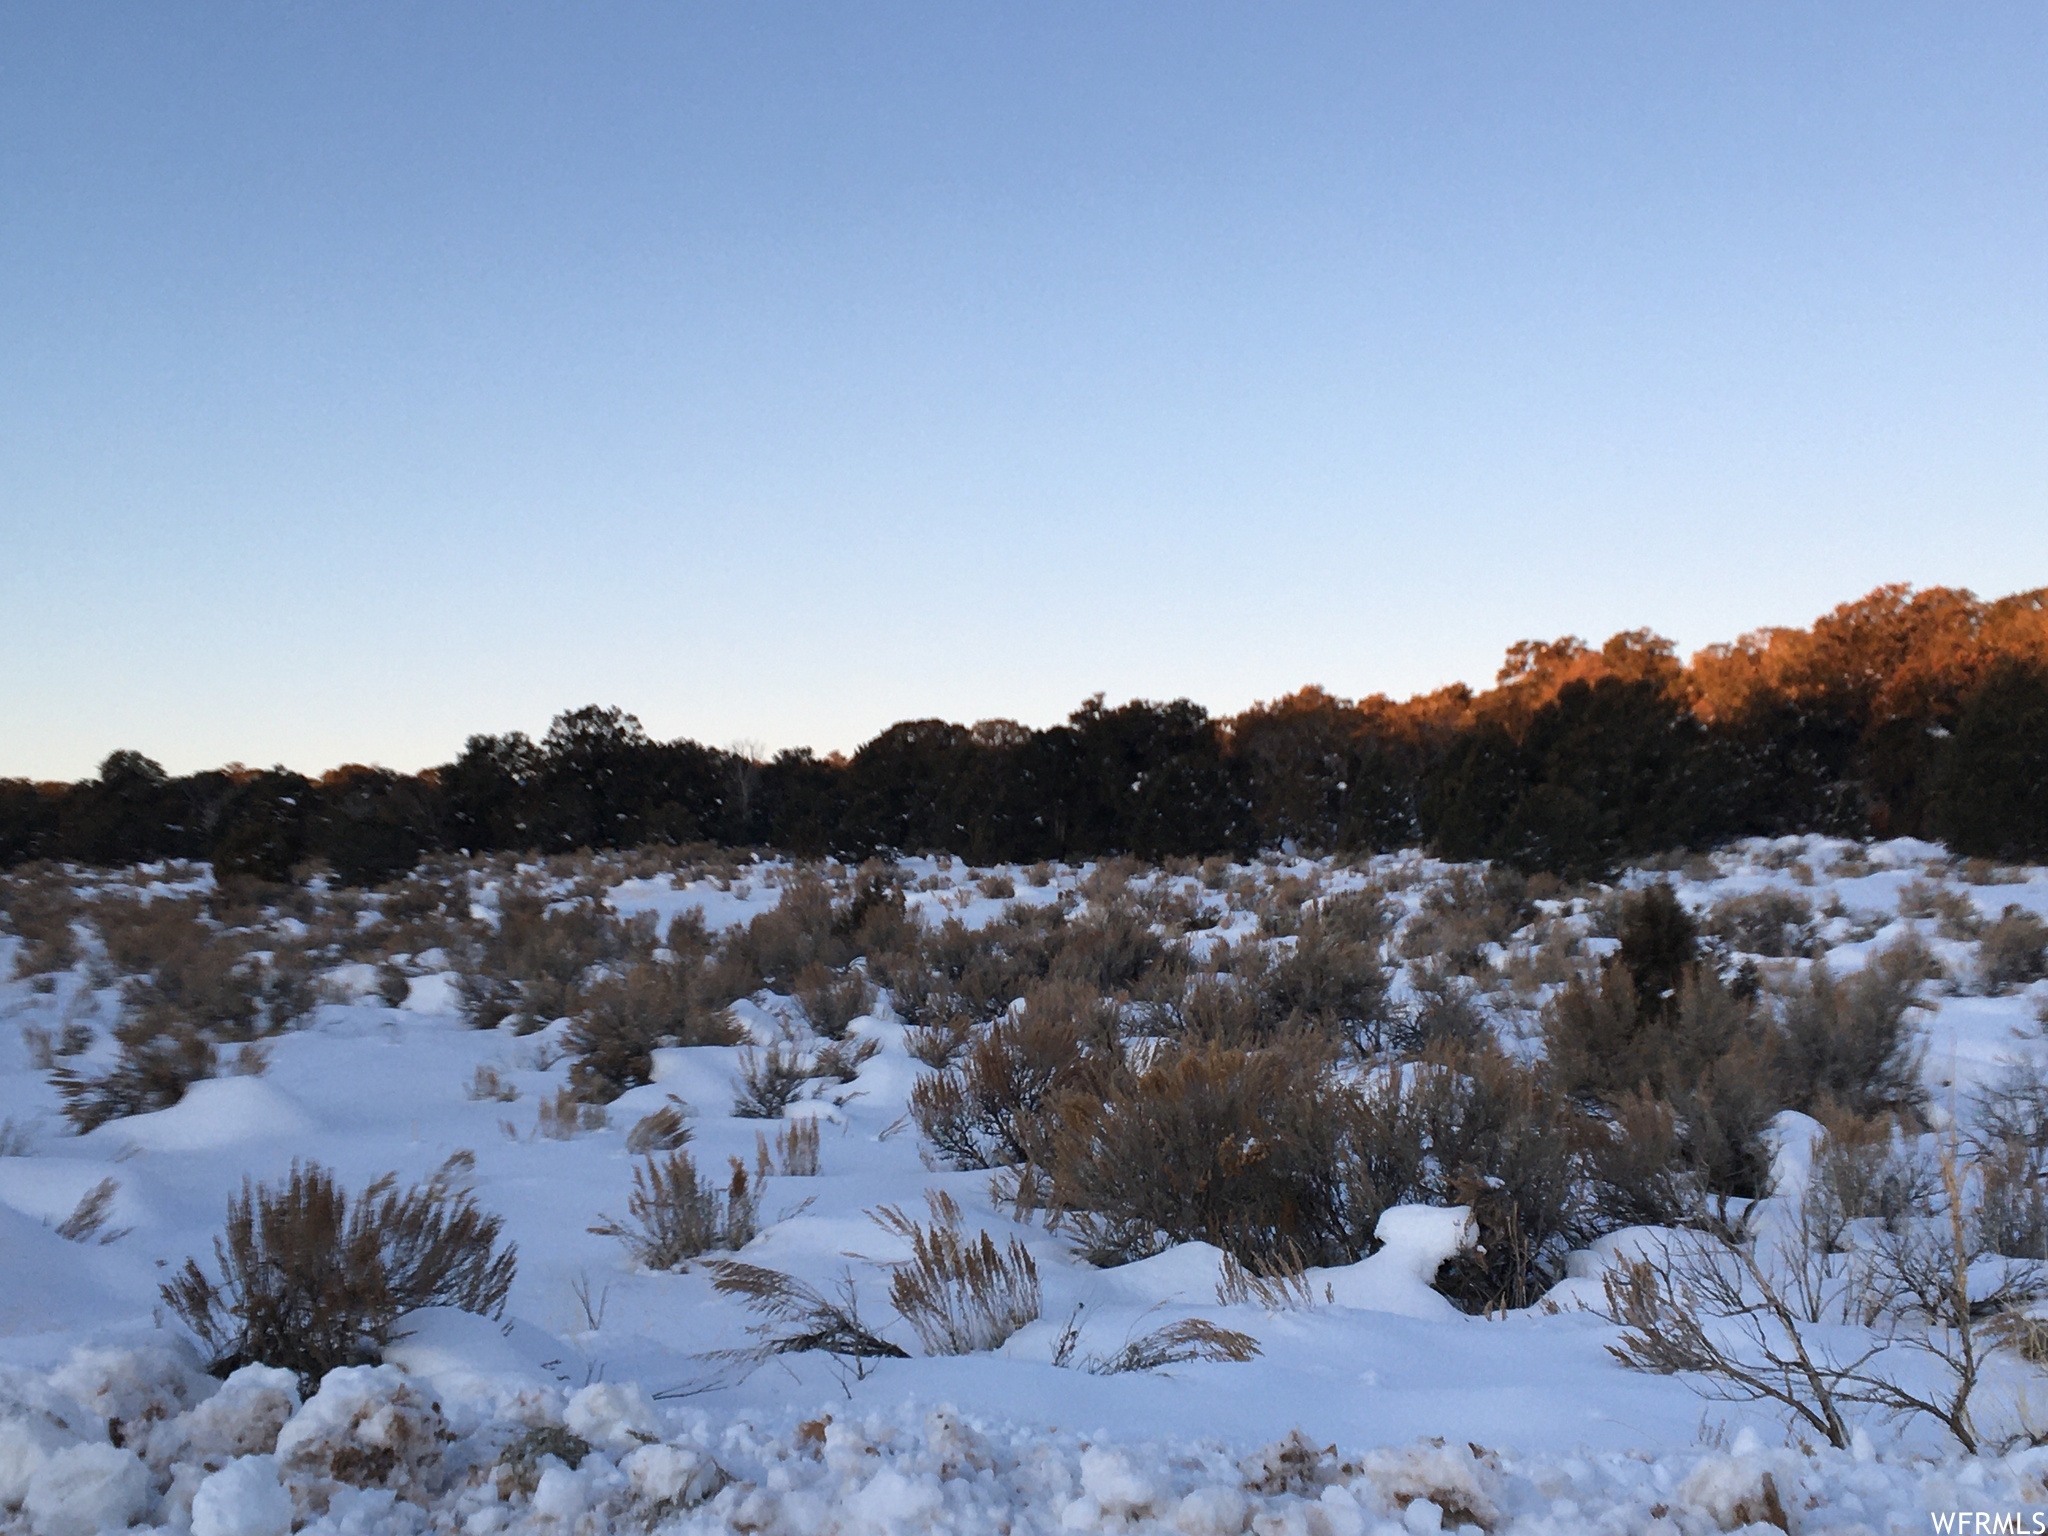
left=5, top=838, right=2048, bottom=1534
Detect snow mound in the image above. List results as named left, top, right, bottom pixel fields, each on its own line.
left=97, top=1075, right=316, bottom=1151
left=1358, top=1439, right=1502, bottom=1530
left=22, top=1440, right=151, bottom=1536
left=49, top=1339, right=216, bottom=1440
left=562, top=1381, right=662, bottom=1453
left=398, top=972, right=461, bottom=1014
left=191, top=1453, right=294, bottom=1536
left=1322, top=1205, right=1479, bottom=1320
left=148, top=1363, right=300, bottom=1472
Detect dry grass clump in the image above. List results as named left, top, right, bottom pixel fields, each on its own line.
left=704, top=1262, right=907, bottom=1372
left=1961, top=857, right=2025, bottom=886
left=565, top=961, right=741, bottom=1102
left=590, top=1151, right=759, bottom=1270
left=1978, top=906, right=2048, bottom=994
left=810, top=1034, right=882, bottom=1085
left=870, top=1190, right=1040, bottom=1354
left=759, top=1117, right=820, bottom=1176
left=1215, top=1244, right=1316, bottom=1310
left=1082, top=1318, right=1262, bottom=1374
left=626, top=1097, right=693, bottom=1154
left=534, top=1085, right=607, bottom=1139
left=1703, top=888, right=1817, bottom=958
left=55, top=1177, right=130, bottom=1244
left=162, top=1158, right=515, bottom=1392
left=467, top=1064, right=519, bottom=1102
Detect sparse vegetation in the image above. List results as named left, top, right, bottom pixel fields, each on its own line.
left=590, top=1151, right=759, bottom=1270
left=161, top=1158, right=516, bottom=1393
left=870, top=1190, right=1041, bottom=1355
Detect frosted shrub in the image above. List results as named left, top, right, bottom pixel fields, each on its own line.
left=759, top=1116, right=820, bottom=1176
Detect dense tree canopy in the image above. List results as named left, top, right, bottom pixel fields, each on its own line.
left=5, top=583, right=2045, bottom=881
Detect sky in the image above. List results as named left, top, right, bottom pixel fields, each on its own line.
left=2, top=3, right=2043, bottom=781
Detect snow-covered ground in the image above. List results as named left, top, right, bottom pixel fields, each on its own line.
left=4, top=837, right=2048, bottom=1533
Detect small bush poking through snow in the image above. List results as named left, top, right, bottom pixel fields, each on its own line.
left=792, top=960, right=875, bottom=1039
left=589, top=1150, right=759, bottom=1269
left=1979, top=905, right=2048, bottom=993
left=760, top=1115, right=820, bottom=1175
left=870, top=1189, right=1042, bottom=1355
left=566, top=960, right=740, bottom=1101
left=731, top=1042, right=808, bottom=1119
left=161, top=1159, right=517, bottom=1394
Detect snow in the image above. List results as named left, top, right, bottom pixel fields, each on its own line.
left=90, top=1075, right=316, bottom=1154
left=1319, top=1207, right=1479, bottom=1321
left=3, top=841, right=2048, bottom=1531
left=22, top=1439, right=152, bottom=1536
left=189, top=1455, right=293, bottom=1536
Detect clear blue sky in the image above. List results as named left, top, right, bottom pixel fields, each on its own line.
left=3, top=3, right=2043, bottom=780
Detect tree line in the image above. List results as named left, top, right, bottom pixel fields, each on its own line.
left=6, top=583, right=2045, bottom=884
